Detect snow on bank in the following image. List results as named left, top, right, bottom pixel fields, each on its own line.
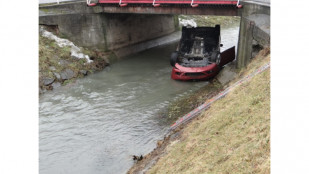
left=39, top=26, right=93, bottom=63
left=179, top=18, right=197, bottom=28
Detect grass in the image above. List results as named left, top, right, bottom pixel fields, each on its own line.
left=39, top=34, right=110, bottom=92
left=166, top=80, right=223, bottom=122
left=147, top=48, right=270, bottom=174
left=39, top=36, right=70, bottom=86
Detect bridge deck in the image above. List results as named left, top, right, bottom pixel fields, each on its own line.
left=96, top=0, right=239, bottom=6
left=98, top=0, right=237, bottom=4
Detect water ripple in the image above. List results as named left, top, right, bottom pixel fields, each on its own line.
left=39, top=26, right=239, bottom=174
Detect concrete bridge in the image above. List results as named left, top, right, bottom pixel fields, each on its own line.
left=40, top=0, right=242, bottom=16
left=39, top=0, right=270, bottom=67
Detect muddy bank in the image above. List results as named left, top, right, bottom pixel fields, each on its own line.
left=39, top=26, right=115, bottom=94
left=128, top=48, right=270, bottom=174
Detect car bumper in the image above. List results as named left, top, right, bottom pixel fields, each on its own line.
left=171, top=63, right=220, bottom=81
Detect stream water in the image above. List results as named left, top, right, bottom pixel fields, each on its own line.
left=39, top=24, right=239, bottom=174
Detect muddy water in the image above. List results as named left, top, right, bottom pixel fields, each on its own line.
left=39, top=25, right=239, bottom=174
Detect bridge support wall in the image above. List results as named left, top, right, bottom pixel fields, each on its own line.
left=39, top=1, right=270, bottom=67
left=236, top=2, right=270, bottom=68
left=39, top=13, right=177, bottom=57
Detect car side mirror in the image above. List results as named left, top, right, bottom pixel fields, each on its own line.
left=220, top=44, right=223, bottom=47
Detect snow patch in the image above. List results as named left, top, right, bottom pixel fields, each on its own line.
left=39, top=26, right=93, bottom=63
left=179, top=18, right=197, bottom=28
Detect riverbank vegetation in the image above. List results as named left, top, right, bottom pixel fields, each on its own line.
left=166, top=80, right=223, bottom=122
left=39, top=30, right=112, bottom=94
left=129, top=47, right=270, bottom=173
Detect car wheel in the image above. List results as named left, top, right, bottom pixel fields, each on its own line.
left=170, top=51, right=178, bottom=67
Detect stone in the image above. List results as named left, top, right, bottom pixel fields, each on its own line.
left=252, top=39, right=258, bottom=46
left=53, top=55, right=59, bottom=59
left=40, top=88, right=47, bottom=94
left=53, top=72, right=61, bottom=80
left=216, top=65, right=237, bottom=86
left=103, top=66, right=111, bottom=72
left=60, top=69, right=75, bottom=80
left=79, top=70, right=88, bottom=76
left=102, top=56, right=110, bottom=65
left=49, top=66, right=56, bottom=71
left=42, top=77, right=55, bottom=86
left=51, top=82, right=61, bottom=89
left=39, top=87, right=43, bottom=94
left=58, top=59, right=70, bottom=66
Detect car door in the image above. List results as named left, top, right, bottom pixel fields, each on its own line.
left=219, top=46, right=235, bottom=67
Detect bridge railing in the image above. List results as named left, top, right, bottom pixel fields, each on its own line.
left=86, top=0, right=243, bottom=8
left=97, top=0, right=237, bottom=3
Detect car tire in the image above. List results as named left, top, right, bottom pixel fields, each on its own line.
left=170, top=51, right=178, bottom=67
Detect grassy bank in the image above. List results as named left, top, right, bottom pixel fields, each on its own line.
left=39, top=33, right=113, bottom=94
left=150, top=49, right=270, bottom=173
left=166, top=80, right=223, bottom=122
left=129, top=48, right=270, bottom=173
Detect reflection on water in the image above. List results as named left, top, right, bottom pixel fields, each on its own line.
left=39, top=25, right=239, bottom=174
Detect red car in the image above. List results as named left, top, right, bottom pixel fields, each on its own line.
left=170, top=25, right=235, bottom=81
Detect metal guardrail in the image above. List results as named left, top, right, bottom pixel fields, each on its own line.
left=242, top=0, right=270, bottom=5
left=39, top=0, right=270, bottom=5
left=90, top=0, right=241, bottom=7
left=39, top=0, right=81, bottom=4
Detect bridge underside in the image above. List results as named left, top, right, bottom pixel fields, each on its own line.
left=39, top=1, right=240, bottom=16
left=39, top=1, right=270, bottom=68
left=100, top=5, right=239, bottom=15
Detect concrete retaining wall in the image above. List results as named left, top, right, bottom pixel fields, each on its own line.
left=236, top=2, right=270, bottom=68
left=39, top=13, right=177, bottom=57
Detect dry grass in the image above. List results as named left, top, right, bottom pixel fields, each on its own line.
left=39, top=35, right=71, bottom=73
left=166, top=80, right=223, bottom=122
left=39, top=35, right=112, bottom=92
left=148, top=48, right=270, bottom=174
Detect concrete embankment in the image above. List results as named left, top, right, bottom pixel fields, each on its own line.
left=39, top=2, right=178, bottom=58
left=128, top=47, right=270, bottom=174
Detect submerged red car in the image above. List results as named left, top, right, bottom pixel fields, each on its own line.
left=170, top=25, right=235, bottom=81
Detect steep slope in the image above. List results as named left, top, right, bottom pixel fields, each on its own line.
left=147, top=48, right=270, bottom=173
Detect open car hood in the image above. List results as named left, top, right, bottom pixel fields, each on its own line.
left=219, top=46, right=235, bottom=67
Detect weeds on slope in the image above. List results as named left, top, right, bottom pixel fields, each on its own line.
left=149, top=48, right=270, bottom=174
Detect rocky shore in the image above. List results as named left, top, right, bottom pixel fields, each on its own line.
left=39, top=26, right=115, bottom=95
